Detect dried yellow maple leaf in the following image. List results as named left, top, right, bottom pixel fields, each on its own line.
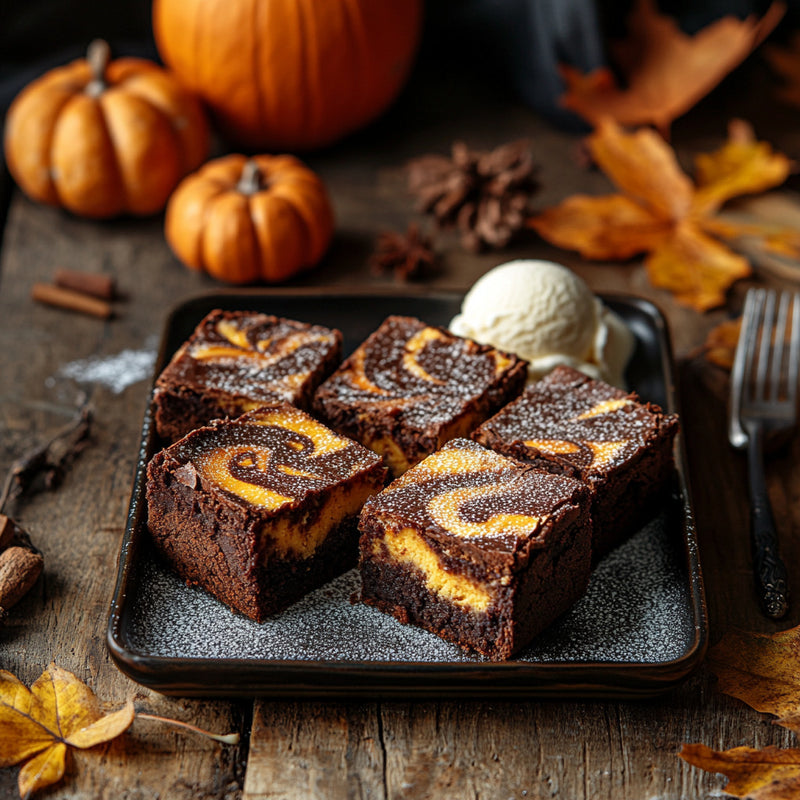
left=0, top=663, right=240, bottom=797
left=707, top=624, right=800, bottom=734
left=560, top=0, right=784, bottom=135
left=0, top=663, right=134, bottom=797
left=529, top=118, right=796, bottom=311
left=679, top=743, right=800, bottom=799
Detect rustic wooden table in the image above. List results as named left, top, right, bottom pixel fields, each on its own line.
left=2, top=56, right=799, bottom=800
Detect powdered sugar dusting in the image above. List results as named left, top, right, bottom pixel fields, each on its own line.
left=316, top=316, right=521, bottom=431
left=366, top=439, right=582, bottom=544
left=125, top=510, right=693, bottom=664
left=55, top=346, right=157, bottom=394
left=163, top=311, right=340, bottom=403
left=478, top=367, right=674, bottom=472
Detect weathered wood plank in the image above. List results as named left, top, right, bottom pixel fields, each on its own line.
left=244, top=702, right=385, bottom=800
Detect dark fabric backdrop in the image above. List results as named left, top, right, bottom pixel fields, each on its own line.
left=0, top=1, right=796, bottom=125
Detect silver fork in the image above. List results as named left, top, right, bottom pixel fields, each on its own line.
left=729, top=287, right=800, bottom=619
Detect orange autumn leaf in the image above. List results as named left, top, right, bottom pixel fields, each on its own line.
left=529, top=119, right=795, bottom=311
left=589, top=121, right=694, bottom=219
left=560, top=0, right=784, bottom=135
left=702, top=317, right=742, bottom=369
left=694, top=120, right=795, bottom=215
left=0, top=664, right=134, bottom=797
left=644, top=222, right=751, bottom=311
left=702, top=215, right=800, bottom=264
left=707, top=625, right=800, bottom=734
left=528, top=194, right=671, bottom=260
left=680, top=744, right=800, bottom=799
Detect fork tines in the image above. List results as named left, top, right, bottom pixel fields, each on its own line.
left=729, top=288, right=800, bottom=449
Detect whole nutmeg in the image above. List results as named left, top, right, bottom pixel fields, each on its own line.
left=0, top=546, right=44, bottom=611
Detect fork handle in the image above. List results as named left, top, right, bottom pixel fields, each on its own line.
left=747, top=426, right=790, bottom=619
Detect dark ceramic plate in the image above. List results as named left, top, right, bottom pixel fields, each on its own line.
left=107, top=288, right=707, bottom=698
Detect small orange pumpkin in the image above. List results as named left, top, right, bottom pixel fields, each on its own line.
left=165, top=154, right=334, bottom=284
left=4, top=40, right=209, bottom=219
left=153, top=0, right=422, bottom=150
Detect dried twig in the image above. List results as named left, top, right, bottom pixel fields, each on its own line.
left=0, top=405, right=92, bottom=513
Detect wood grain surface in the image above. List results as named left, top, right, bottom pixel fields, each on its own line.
left=1, top=53, right=800, bottom=800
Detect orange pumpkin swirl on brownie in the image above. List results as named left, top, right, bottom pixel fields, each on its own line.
left=313, top=315, right=527, bottom=477
left=153, top=309, right=342, bottom=442
left=146, top=404, right=386, bottom=621
left=472, top=365, right=679, bottom=558
left=357, top=438, right=592, bottom=660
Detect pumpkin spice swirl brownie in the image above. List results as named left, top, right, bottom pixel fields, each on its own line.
left=472, top=365, right=679, bottom=558
left=313, top=315, right=527, bottom=478
left=357, top=438, right=592, bottom=660
left=146, top=404, right=385, bottom=621
left=153, top=309, right=342, bottom=442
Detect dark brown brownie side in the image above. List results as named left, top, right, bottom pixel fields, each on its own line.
left=356, top=438, right=592, bottom=660
left=146, top=405, right=386, bottom=621
left=147, top=448, right=366, bottom=621
left=359, top=511, right=591, bottom=660
left=152, top=385, right=245, bottom=444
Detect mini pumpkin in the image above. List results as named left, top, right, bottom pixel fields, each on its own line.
left=4, top=40, right=209, bottom=219
left=165, top=154, right=334, bottom=284
left=153, top=0, right=422, bottom=150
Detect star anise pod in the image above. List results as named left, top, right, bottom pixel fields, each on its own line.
left=407, top=139, right=539, bottom=252
left=369, top=223, right=436, bottom=282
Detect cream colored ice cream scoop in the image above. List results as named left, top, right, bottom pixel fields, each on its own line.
left=449, top=259, right=634, bottom=387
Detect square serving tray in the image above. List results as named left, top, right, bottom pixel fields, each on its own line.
left=107, top=288, right=707, bottom=698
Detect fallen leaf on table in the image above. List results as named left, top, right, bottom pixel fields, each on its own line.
left=694, top=121, right=795, bottom=216
left=529, top=118, right=796, bottom=311
left=0, top=664, right=240, bottom=797
left=679, top=743, right=800, bottom=798
left=701, top=317, right=742, bottom=369
left=707, top=624, right=800, bottom=734
left=765, top=32, right=800, bottom=108
left=0, top=664, right=134, bottom=797
left=560, top=0, right=784, bottom=135
left=644, top=221, right=750, bottom=311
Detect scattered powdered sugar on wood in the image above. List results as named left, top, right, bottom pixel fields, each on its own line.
left=54, top=344, right=157, bottom=394
left=125, top=510, right=693, bottom=665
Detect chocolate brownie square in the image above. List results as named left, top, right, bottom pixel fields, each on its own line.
left=472, top=365, right=679, bottom=558
left=313, top=315, right=527, bottom=477
left=358, top=438, right=592, bottom=660
left=153, top=309, right=342, bottom=441
left=146, top=404, right=386, bottom=622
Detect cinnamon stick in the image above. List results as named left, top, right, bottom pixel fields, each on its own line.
left=54, top=268, right=115, bottom=300
left=31, top=283, right=113, bottom=319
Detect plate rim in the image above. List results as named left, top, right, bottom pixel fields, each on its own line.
left=106, top=288, right=708, bottom=698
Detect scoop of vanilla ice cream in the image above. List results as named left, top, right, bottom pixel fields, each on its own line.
left=449, top=259, right=634, bottom=387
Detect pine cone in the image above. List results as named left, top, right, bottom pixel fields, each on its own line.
left=369, top=223, right=436, bottom=282
left=408, top=140, right=538, bottom=252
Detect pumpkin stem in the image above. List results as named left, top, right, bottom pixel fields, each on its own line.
left=85, top=39, right=111, bottom=98
left=236, top=159, right=266, bottom=195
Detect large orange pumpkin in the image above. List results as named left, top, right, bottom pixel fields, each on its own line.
left=165, top=153, right=334, bottom=284
left=4, top=40, right=209, bottom=219
left=153, top=0, right=423, bottom=150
